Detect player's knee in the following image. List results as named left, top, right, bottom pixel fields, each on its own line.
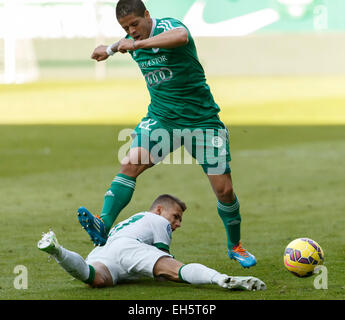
left=128, top=147, right=152, bottom=165
left=120, top=148, right=153, bottom=177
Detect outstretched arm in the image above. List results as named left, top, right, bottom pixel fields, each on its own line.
left=91, top=28, right=188, bottom=61
left=112, top=28, right=189, bottom=54
left=120, top=27, right=189, bottom=52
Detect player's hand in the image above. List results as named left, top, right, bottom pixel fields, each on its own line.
left=91, top=45, right=109, bottom=61
left=117, top=39, right=136, bottom=54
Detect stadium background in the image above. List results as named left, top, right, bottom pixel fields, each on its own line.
left=0, top=0, right=344, bottom=300
left=1, top=0, right=345, bottom=125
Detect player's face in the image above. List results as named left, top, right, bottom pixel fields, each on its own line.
left=118, top=11, right=152, bottom=41
left=159, top=203, right=183, bottom=232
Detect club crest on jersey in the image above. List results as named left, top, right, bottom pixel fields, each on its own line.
left=211, top=136, right=224, bottom=148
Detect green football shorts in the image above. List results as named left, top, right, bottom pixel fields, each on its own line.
left=130, top=114, right=231, bottom=175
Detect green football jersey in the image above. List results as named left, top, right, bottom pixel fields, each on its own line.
left=126, top=17, right=220, bottom=126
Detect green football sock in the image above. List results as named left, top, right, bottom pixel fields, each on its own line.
left=217, top=195, right=241, bottom=250
left=100, top=173, right=136, bottom=233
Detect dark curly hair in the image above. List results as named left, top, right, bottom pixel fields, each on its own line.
left=116, top=0, right=147, bottom=19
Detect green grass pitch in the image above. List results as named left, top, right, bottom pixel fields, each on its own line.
left=0, top=77, right=344, bottom=300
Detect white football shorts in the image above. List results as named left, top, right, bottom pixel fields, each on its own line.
left=85, top=237, right=172, bottom=284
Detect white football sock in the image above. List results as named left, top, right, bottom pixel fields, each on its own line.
left=54, top=247, right=90, bottom=282
left=179, top=263, right=226, bottom=285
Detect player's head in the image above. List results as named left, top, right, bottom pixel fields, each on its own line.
left=150, top=194, right=186, bottom=231
left=116, top=0, right=152, bottom=41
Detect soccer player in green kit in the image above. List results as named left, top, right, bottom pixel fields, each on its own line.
left=80, top=0, right=256, bottom=268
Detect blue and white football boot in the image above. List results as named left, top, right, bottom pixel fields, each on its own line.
left=228, top=242, right=257, bottom=268
left=77, top=207, right=107, bottom=246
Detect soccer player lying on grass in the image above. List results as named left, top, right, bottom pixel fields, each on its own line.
left=38, top=194, right=266, bottom=290
left=81, top=0, right=257, bottom=269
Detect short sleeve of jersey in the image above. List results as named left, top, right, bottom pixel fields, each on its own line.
left=155, top=18, right=187, bottom=34
left=149, top=214, right=172, bottom=252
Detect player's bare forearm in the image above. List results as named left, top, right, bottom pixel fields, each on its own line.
left=116, top=28, right=189, bottom=53
left=136, top=28, right=189, bottom=49
left=107, top=41, right=120, bottom=54
left=91, top=41, right=121, bottom=61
